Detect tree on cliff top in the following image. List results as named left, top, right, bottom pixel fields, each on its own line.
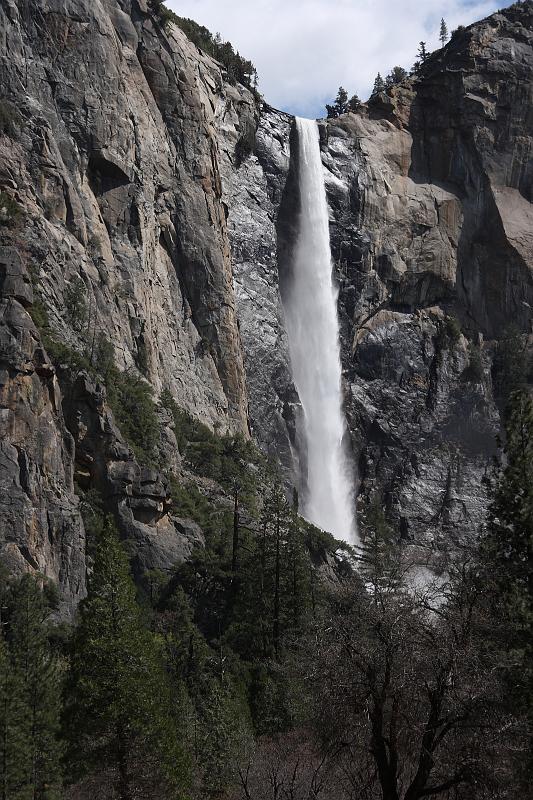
left=326, top=86, right=349, bottom=118
left=440, top=18, right=449, bottom=46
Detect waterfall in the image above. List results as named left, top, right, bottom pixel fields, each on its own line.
left=283, top=117, right=357, bottom=544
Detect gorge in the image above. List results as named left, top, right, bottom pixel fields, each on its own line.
left=0, top=0, right=532, bottom=610
left=0, top=1, right=531, bottom=796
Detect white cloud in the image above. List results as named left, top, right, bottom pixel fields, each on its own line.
left=167, top=0, right=509, bottom=117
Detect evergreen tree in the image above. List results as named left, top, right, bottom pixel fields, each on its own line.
left=195, top=680, right=252, bottom=796
left=485, top=391, right=533, bottom=681
left=357, top=500, right=401, bottom=599
left=348, top=93, right=361, bottom=112
left=326, top=86, right=349, bottom=118
left=370, top=73, right=385, bottom=98
left=65, top=520, right=188, bottom=800
left=439, top=18, right=449, bottom=46
left=385, top=66, right=408, bottom=88
left=492, top=325, right=530, bottom=410
left=0, top=631, right=28, bottom=800
left=5, top=576, right=63, bottom=800
left=418, top=41, right=429, bottom=62
left=481, top=389, right=533, bottom=786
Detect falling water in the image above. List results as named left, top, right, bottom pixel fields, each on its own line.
left=283, top=117, right=357, bottom=544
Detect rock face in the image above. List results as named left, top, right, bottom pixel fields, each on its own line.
left=0, top=0, right=532, bottom=607
left=319, top=3, right=533, bottom=545
left=224, top=1, right=533, bottom=548
left=0, top=246, right=85, bottom=617
left=0, top=0, right=250, bottom=607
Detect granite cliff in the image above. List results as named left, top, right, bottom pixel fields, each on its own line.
left=0, top=0, right=532, bottom=611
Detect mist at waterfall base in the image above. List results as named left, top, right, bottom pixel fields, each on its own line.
left=283, top=117, right=358, bottom=546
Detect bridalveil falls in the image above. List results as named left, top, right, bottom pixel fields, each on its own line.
left=283, top=117, right=357, bottom=544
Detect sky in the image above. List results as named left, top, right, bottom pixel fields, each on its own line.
left=167, top=0, right=515, bottom=118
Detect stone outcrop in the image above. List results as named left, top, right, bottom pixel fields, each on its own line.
left=0, top=0, right=532, bottom=606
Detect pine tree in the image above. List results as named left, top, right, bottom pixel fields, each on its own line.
left=65, top=520, right=188, bottom=799
left=385, top=66, right=408, bottom=88
left=483, top=389, right=533, bottom=784
left=0, top=631, right=28, bottom=800
left=7, top=575, right=63, bottom=800
left=348, top=94, right=361, bottom=112
left=439, top=18, right=449, bottom=46
left=371, top=73, right=385, bottom=98
left=357, top=500, right=401, bottom=599
left=326, top=86, right=349, bottom=118
left=418, top=41, right=429, bottom=62
left=486, top=390, right=533, bottom=637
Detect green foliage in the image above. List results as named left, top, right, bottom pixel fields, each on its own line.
left=65, top=520, right=188, bottom=797
left=64, top=277, right=88, bottom=333
left=29, top=298, right=50, bottom=331
left=492, top=325, right=530, bottom=409
left=76, top=487, right=106, bottom=556
left=29, top=283, right=92, bottom=373
left=385, top=66, right=408, bottom=87
left=412, top=41, right=431, bottom=75
left=326, top=86, right=349, bottom=118
left=194, top=680, right=253, bottom=794
left=440, top=17, right=449, bottom=46
left=357, top=499, right=401, bottom=596
left=152, top=5, right=258, bottom=91
left=348, top=94, right=361, bottom=112
left=462, top=342, right=484, bottom=383
left=370, top=72, right=386, bottom=97
left=436, top=314, right=461, bottom=355
left=0, top=190, right=22, bottom=226
left=168, top=474, right=215, bottom=528
left=108, top=370, right=160, bottom=464
left=0, top=575, right=63, bottom=800
left=93, top=332, right=116, bottom=385
left=0, top=99, right=21, bottom=137
left=486, top=390, right=533, bottom=630
left=29, top=288, right=158, bottom=465
left=161, top=389, right=261, bottom=495
left=483, top=390, right=533, bottom=781
left=418, top=41, right=429, bottom=61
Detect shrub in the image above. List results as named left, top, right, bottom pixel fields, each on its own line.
left=462, top=343, right=484, bottom=384
left=0, top=190, right=21, bottom=226
left=492, top=325, right=531, bottom=407
left=43, top=337, right=91, bottom=373
left=93, top=333, right=115, bottom=385
left=168, top=474, right=214, bottom=528
left=29, top=295, right=91, bottom=372
left=235, top=122, right=256, bottom=167
left=161, top=389, right=261, bottom=494
left=437, top=314, right=461, bottom=351
left=108, top=370, right=160, bottom=464
left=29, top=299, right=50, bottom=331
left=0, top=99, right=21, bottom=137
left=64, top=276, right=88, bottom=332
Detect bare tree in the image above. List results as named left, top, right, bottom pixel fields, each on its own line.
left=303, top=567, right=526, bottom=800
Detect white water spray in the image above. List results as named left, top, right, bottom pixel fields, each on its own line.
left=284, top=118, right=357, bottom=544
